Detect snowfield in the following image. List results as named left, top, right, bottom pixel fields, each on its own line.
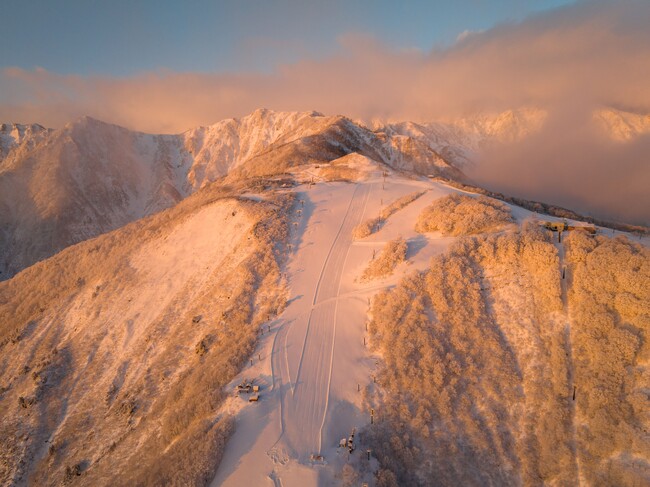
left=213, top=170, right=464, bottom=486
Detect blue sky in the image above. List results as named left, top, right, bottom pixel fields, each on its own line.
left=1, top=0, right=576, bottom=75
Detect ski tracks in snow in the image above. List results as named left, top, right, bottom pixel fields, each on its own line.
left=269, top=182, right=371, bottom=463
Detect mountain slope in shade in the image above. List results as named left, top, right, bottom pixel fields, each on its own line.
left=0, top=116, right=192, bottom=279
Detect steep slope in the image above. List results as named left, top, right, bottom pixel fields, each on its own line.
left=183, top=109, right=335, bottom=186
left=0, top=116, right=193, bottom=279
left=0, top=123, right=52, bottom=162
left=0, top=180, right=293, bottom=486
left=360, top=208, right=649, bottom=486
left=0, top=110, right=462, bottom=280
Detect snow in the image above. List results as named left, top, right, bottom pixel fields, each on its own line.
left=210, top=160, right=649, bottom=486
left=0, top=108, right=565, bottom=280
left=211, top=169, right=460, bottom=486
left=2, top=109, right=648, bottom=484
left=126, top=200, right=254, bottom=333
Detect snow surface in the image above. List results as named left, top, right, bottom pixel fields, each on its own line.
left=211, top=170, right=458, bottom=487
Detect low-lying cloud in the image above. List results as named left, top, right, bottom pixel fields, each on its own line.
left=471, top=106, right=650, bottom=225
left=1, top=0, right=648, bottom=224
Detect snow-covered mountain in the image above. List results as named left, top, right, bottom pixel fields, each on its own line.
left=0, top=182, right=292, bottom=485
left=1, top=106, right=645, bottom=280
left=0, top=109, right=464, bottom=279
left=0, top=117, right=192, bottom=279
left=0, top=123, right=52, bottom=161
left=371, top=107, right=547, bottom=168
left=594, top=107, right=650, bottom=141
left=1, top=162, right=647, bottom=487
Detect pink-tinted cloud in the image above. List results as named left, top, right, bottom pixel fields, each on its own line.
left=1, top=1, right=648, bottom=224
left=1, top=1, right=648, bottom=133
left=472, top=105, right=650, bottom=225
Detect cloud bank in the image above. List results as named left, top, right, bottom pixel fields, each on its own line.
left=1, top=0, right=648, bottom=224
left=2, top=1, right=649, bottom=132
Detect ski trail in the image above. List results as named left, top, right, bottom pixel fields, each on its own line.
left=293, top=309, right=314, bottom=396
left=318, top=181, right=372, bottom=453
left=277, top=182, right=371, bottom=460
left=312, top=185, right=360, bottom=306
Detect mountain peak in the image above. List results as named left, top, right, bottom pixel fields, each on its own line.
left=594, top=107, right=650, bottom=141
left=69, top=115, right=120, bottom=130
left=0, top=122, right=51, bottom=159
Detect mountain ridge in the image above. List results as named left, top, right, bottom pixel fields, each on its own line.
left=0, top=109, right=462, bottom=279
left=1, top=106, right=648, bottom=280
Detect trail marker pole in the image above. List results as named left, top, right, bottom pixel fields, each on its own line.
left=371, top=408, right=374, bottom=424
left=573, top=386, right=576, bottom=401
